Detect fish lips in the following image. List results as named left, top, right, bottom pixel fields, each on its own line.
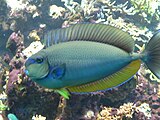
left=24, top=69, right=49, bottom=80
left=24, top=69, right=29, bottom=76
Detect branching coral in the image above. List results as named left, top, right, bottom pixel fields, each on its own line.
left=118, top=103, right=136, bottom=118
left=104, top=16, right=151, bottom=42
left=130, top=0, right=159, bottom=17
left=130, top=0, right=160, bottom=25
left=136, top=103, right=151, bottom=119
left=97, top=102, right=136, bottom=120
left=49, top=5, right=66, bottom=19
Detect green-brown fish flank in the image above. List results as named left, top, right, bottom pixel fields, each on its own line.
left=25, top=23, right=160, bottom=99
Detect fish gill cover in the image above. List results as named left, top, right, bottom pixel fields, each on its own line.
left=0, top=0, right=160, bottom=120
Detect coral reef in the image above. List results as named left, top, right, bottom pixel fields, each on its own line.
left=136, top=103, right=151, bottom=119
left=22, top=41, right=44, bottom=57
left=6, top=31, right=24, bottom=54
left=97, top=102, right=136, bottom=120
left=130, top=0, right=160, bottom=27
left=0, top=0, right=160, bottom=119
left=49, top=5, right=66, bottom=19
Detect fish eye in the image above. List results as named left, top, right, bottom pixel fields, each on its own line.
left=36, top=57, right=43, bottom=63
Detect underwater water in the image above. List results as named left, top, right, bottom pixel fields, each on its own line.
left=0, top=0, right=160, bottom=120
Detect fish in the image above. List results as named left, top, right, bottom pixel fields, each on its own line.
left=25, top=23, right=160, bottom=99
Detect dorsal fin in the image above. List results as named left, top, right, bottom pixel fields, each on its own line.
left=67, top=60, right=141, bottom=93
left=43, top=24, right=135, bottom=52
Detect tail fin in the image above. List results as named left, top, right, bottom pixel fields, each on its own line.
left=143, top=31, right=160, bottom=78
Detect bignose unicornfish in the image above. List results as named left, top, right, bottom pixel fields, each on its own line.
left=25, top=23, right=160, bottom=99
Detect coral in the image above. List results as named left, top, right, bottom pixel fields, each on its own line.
left=49, top=5, right=66, bottom=19
left=6, top=31, right=24, bottom=54
left=129, top=0, right=160, bottom=28
left=83, top=110, right=95, bottom=119
left=0, top=0, right=8, bottom=16
left=118, top=103, right=136, bottom=118
left=136, top=103, right=151, bottom=119
left=5, top=53, right=26, bottom=95
left=0, top=92, right=7, bottom=102
left=97, top=102, right=136, bottom=120
left=22, top=41, right=44, bottom=58
left=7, top=84, right=60, bottom=120
left=130, top=0, right=160, bottom=21
left=32, top=114, right=46, bottom=120
left=6, top=69, right=21, bottom=94
left=28, top=30, right=40, bottom=41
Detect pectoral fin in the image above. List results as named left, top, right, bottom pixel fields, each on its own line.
left=55, top=88, right=70, bottom=99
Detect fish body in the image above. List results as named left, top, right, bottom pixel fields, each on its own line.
left=29, top=41, right=134, bottom=89
left=25, top=24, right=160, bottom=98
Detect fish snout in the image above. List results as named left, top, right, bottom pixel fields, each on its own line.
left=24, top=69, right=29, bottom=76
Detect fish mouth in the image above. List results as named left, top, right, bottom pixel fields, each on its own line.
left=24, top=69, right=29, bottom=76
left=26, top=71, right=49, bottom=80
left=39, top=72, right=49, bottom=79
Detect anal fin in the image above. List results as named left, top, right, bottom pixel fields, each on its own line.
left=67, top=60, right=141, bottom=93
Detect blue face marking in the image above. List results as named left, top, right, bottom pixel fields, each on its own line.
left=48, top=64, right=65, bottom=79
left=25, top=56, right=44, bottom=67
left=24, top=69, right=29, bottom=75
left=55, top=67, right=63, bottom=77
left=25, top=58, right=36, bottom=66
